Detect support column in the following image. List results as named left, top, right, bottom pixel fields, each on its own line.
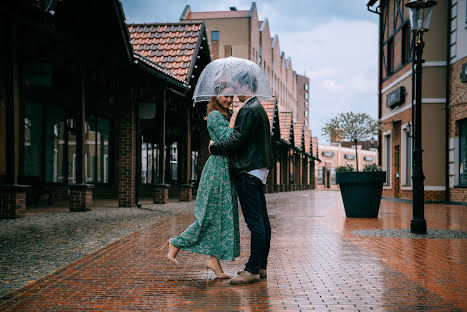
left=69, top=184, right=94, bottom=212
left=0, top=185, right=28, bottom=218
left=178, top=184, right=192, bottom=202
left=152, top=183, right=169, bottom=204
left=118, top=89, right=136, bottom=207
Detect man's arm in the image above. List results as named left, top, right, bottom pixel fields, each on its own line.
left=210, top=107, right=255, bottom=155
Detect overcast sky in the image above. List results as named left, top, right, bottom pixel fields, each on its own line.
left=121, top=0, right=379, bottom=144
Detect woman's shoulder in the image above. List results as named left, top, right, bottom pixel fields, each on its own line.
left=207, top=110, right=225, bottom=122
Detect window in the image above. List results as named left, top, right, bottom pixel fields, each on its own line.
left=322, top=151, right=334, bottom=157
left=459, top=119, right=467, bottom=186
left=383, top=132, right=392, bottom=185
left=304, top=93, right=308, bottom=100
left=141, top=140, right=160, bottom=184
left=85, top=116, right=111, bottom=183
left=401, top=124, right=412, bottom=187
left=387, top=38, right=394, bottom=74
left=170, top=142, right=178, bottom=182
left=401, top=23, right=410, bottom=64
left=305, top=84, right=309, bottom=91
left=330, top=168, right=336, bottom=185
left=364, top=156, right=374, bottom=161
left=344, top=154, right=355, bottom=160
left=191, top=151, right=198, bottom=182
left=211, top=31, right=219, bottom=41
left=317, top=167, right=324, bottom=185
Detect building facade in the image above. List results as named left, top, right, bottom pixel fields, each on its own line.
left=368, top=0, right=451, bottom=201
left=447, top=0, right=467, bottom=202
left=296, top=74, right=310, bottom=127
left=180, top=3, right=308, bottom=125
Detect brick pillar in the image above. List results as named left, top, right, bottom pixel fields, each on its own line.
left=152, top=184, right=169, bottom=204
left=0, top=185, right=28, bottom=219
left=69, top=184, right=94, bottom=212
left=118, top=97, right=136, bottom=207
left=179, top=184, right=193, bottom=202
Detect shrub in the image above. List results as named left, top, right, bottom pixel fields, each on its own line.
left=336, top=164, right=355, bottom=172
left=362, top=163, right=382, bottom=172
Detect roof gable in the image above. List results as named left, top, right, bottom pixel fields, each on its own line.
left=128, top=22, right=205, bottom=83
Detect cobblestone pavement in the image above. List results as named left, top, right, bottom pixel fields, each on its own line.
left=0, top=191, right=466, bottom=311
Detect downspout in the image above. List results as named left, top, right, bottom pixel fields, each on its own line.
left=367, top=2, right=382, bottom=166
left=445, top=0, right=451, bottom=202
left=134, top=87, right=141, bottom=208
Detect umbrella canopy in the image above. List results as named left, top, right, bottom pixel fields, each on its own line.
left=193, top=56, right=272, bottom=103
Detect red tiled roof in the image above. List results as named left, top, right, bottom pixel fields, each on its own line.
left=304, top=129, right=311, bottom=153
left=279, top=112, right=292, bottom=143
left=128, top=23, right=203, bottom=83
left=186, top=10, right=250, bottom=19
left=293, top=123, right=304, bottom=149
left=260, top=97, right=276, bottom=131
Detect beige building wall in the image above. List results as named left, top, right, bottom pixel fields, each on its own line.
left=181, top=4, right=308, bottom=126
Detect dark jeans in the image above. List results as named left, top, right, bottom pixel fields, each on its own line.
left=235, top=173, right=271, bottom=274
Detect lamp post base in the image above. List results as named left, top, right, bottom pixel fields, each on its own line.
left=410, top=218, right=427, bottom=234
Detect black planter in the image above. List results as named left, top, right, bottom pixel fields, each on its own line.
left=336, top=171, right=386, bottom=218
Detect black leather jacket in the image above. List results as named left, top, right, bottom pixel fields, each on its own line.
left=210, top=96, right=274, bottom=176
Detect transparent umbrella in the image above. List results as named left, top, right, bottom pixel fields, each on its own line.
left=193, top=56, right=272, bottom=103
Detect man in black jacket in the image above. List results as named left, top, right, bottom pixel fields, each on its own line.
left=209, top=71, right=273, bottom=285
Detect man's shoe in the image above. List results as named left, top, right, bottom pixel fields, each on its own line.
left=237, top=269, right=267, bottom=279
left=230, top=271, right=260, bottom=285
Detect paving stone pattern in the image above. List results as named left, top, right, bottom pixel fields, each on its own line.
left=0, top=191, right=466, bottom=311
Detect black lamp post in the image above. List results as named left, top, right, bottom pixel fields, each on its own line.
left=405, top=0, right=437, bottom=234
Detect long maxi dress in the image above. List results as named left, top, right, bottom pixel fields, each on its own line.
left=169, top=110, right=240, bottom=261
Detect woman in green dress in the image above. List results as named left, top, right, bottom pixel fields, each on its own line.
left=165, top=82, right=240, bottom=279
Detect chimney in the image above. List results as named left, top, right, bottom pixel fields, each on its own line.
left=229, top=7, right=237, bottom=11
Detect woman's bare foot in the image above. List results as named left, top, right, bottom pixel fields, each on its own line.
left=205, top=256, right=231, bottom=279
left=167, top=241, right=180, bottom=266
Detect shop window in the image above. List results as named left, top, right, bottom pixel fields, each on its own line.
left=191, top=151, right=198, bottom=182
left=170, top=142, right=178, bottom=182
left=383, top=133, right=392, bottom=185
left=141, top=140, right=160, bottom=184
left=45, top=106, right=65, bottom=183
left=401, top=125, right=412, bottom=187
left=85, top=115, right=111, bottom=184
left=459, top=119, right=467, bottom=186
left=317, top=167, right=324, bottom=185
left=330, top=168, right=336, bottom=185
left=0, top=98, right=5, bottom=177
left=24, top=100, right=43, bottom=178
left=211, top=31, right=219, bottom=41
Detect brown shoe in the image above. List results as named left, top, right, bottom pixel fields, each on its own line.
left=237, top=269, right=267, bottom=279
left=230, top=271, right=260, bottom=285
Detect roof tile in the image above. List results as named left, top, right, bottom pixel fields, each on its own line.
left=128, top=22, right=204, bottom=82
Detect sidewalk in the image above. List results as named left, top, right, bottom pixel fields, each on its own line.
left=0, top=190, right=466, bottom=311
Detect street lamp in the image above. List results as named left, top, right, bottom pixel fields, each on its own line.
left=405, top=0, right=437, bottom=234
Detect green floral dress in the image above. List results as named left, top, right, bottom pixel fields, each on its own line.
left=169, top=110, right=240, bottom=260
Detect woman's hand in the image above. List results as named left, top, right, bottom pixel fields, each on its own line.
left=229, top=102, right=243, bottom=128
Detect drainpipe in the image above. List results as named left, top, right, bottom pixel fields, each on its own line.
left=367, top=2, right=382, bottom=165
left=134, top=87, right=141, bottom=208
left=445, top=0, right=451, bottom=202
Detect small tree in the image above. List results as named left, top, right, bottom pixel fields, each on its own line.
left=322, top=112, right=382, bottom=171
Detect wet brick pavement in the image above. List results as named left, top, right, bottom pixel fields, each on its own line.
left=0, top=190, right=466, bottom=311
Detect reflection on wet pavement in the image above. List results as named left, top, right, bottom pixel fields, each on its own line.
left=0, top=190, right=465, bottom=311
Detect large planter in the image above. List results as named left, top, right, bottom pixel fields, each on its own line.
left=336, top=171, right=386, bottom=218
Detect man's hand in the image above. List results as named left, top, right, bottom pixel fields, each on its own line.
left=208, top=140, right=214, bottom=154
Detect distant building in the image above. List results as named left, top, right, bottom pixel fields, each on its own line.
left=315, top=144, right=378, bottom=189
left=180, top=3, right=308, bottom=124
left=296, top=74, right=310, bottom=127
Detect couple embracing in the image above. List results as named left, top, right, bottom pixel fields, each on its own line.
left=165, top=70, right=273, bottom=285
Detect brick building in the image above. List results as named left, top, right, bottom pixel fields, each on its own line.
left=367, top=0, right=463, bottom=202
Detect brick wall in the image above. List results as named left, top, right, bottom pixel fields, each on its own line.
left=0, top=187, right=27, bottom=218
left=118, top=98, right=136, bottom=207
left=69, top=185, right=93, bottom=212
left=448, top=56, right=467, bottom=202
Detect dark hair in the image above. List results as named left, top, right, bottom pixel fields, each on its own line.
left=233, top=71, right=258, bottom=93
